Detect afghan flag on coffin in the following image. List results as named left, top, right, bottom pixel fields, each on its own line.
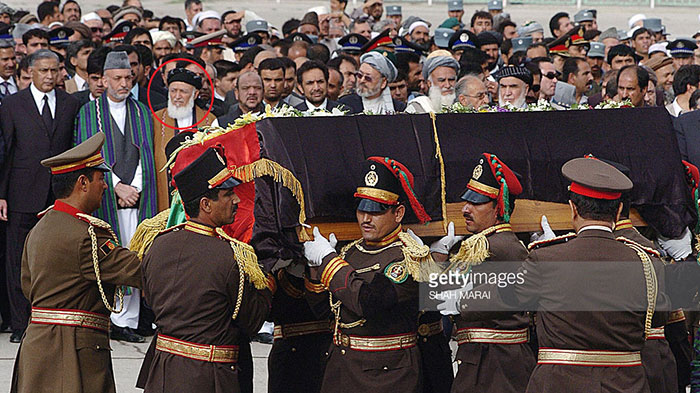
left=129, top=121, right=308, bottom=258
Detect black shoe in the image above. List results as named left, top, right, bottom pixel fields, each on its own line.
left=9, top=330, right=23, bottom=343
left=110, top=325, right=145, bottom=343
left=252, top=332, right=273, bottom=344
left=0, top=322, right=11, bottom=333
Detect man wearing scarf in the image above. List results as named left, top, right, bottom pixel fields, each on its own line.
left=74, top=50, right=157, bottom=343
left=339, top=51, right=406, bottom=114
left=406, top=50, right=460, bottom=113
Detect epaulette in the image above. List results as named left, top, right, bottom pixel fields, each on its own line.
left=76, top=213, right=113, bottom=230
left=527, top=233, right=576, bottom=251
left=216, top=228, right=269, bottom=290
left=37, top=205, right=53, bottom=219
left=616, top=236, right=661, bottom=258
left=128, top=209, right=172, bottom=258
left=157, top=223, right=185, bottom=235
left=395, top=231, right=441, bottom=283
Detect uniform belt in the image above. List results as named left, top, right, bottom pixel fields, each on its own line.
left=646, top=327, right=666, bottom=340
left=156, top=334, right=239, bottom=363
left=334, top=331, right=417, bottom=352
left=668, top=309, right=686, bottom=324
left=30, top=307, right=110, bottom=333
left=273, top=320, right=332, bottom=340
left=455, top=327, right=528, bottom=345
left=537, top=348, right=642, bottom=367
left=417, top=320, right=443, bottom=337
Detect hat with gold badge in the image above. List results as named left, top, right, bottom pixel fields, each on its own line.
left=355, top=156, right=431, bottom=224
left=174, top=147, right=241, bottom=204
left=41, top=133, right=111, bottom=174
left=461, top=153, right=522, bottom=222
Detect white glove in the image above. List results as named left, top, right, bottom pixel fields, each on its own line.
left=303, top=227, right=337, bottom=267
left=658, top=227, right=692, bottom=261
left=529, top=215, right=555, bottom=243
left=436, top=272, right=473, bottom=316
left=406, top=228, right=424, bottom=246
left=430, top=222, right=465, bottom=255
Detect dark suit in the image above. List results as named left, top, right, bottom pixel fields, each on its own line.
left=293, top=99, right=343, bottom=112
left=72, top=90, right=93, bottom=109
left=673, top=110, right=700, bottom=167
left=0, top=87, right=80, bottom=333
left=217, top=103, right=264, bottom=128
left=139, top=86, right=167, bottom=111
left=338, top=93, right=407, bottom=114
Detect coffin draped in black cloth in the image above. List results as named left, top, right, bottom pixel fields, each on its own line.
left=253, top=107, right=695, bottom=239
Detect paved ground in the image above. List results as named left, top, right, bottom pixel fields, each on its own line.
left=0, top=332, right=273, bottom=392
left=62, top=0, right=700, bottom=36
left=0, top=331, right=459, bottom=392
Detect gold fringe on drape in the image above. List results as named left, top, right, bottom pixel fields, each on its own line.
left=231, top=158, right=311, bottom=241
left=128, top=209, right=171, bottom=258
left=216, top=228, right=269, bottom=290
left=429, top=112, right=448, bottom=234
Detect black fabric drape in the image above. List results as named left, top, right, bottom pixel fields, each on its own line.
left=256, top=108, right=694, bottom=237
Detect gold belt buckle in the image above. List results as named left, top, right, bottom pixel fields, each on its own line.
left=340, top=334, right=350, bottom=347
left=417, top=323, right=430, bottom=336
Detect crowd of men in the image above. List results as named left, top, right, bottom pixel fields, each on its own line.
left=1, top=0, right=700, bottom=391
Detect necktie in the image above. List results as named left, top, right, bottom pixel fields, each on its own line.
left=42, top=95, right=53, bottom=130
left=0, top=81, right=8, bottom=99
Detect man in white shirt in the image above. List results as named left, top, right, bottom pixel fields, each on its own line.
left=74, top=51, right=158, bottom=343
left=666, top=64, right=699, bottom=117
left=0, top=39, right=17, bottom=101
left=65, top=40, right=95, bottom=93
left=293, top=60, right=342, bottom=112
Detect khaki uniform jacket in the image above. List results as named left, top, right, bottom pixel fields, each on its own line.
left=152, top=106, right=217, bottom=212
left=11, top=204, right=142, bottom=393
left=511, top=228, right=670, bottom=393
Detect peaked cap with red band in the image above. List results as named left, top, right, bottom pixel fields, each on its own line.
left=354, top=156, right=431, bottom=224
left=562, top=156, right=632, bottom=200
left=41, top=132, right=111, bottom=175
left=361, top=28, right=394, bottom=53
left=462, top=153, right=522, bottom=222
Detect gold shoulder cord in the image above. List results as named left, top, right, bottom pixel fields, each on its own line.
left=329, top=239, right=366, bottom=341
left=86, top=223, right=124, bottom=313
left=617, top=237, right=658, bottom=338
left=215, top=228, right=269, bottom=320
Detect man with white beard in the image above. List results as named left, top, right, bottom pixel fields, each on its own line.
left=338, top=51, right=407, bottom=113
left=152, top=68, right=216, bottom=212
left=496, top=64, right=532, bottom=108
left=406, top=50, right=460, bottom=113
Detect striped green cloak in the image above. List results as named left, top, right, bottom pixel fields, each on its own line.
left=73, top=92, right=157, bottom=244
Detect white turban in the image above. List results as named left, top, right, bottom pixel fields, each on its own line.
left=150, top=30, right=177, bottom=48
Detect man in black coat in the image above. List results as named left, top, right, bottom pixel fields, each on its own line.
left=215, top=71, right=264, bottom=128
left=0, top=50, right=80, bottom=342
left=674, top=110, right=700, bottom=167
left=338, top=52, right=406, bottom=114
left=293, top=60, right=345, bottom=113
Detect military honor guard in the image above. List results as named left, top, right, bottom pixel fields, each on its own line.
left=457, top=156, right=672, bottom=393
left=437, top=153, right=535, bottom=393
left=11, top=133, right=143, bottom=393
left=303, top=156, right=439, bottom=393
left=137, top=146, right=274, bottom=393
